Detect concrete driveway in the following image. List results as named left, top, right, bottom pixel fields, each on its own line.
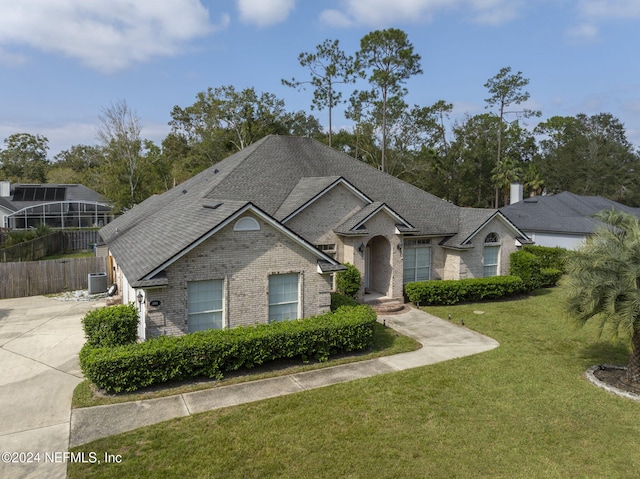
left=0, top=295, right=104, bottom=479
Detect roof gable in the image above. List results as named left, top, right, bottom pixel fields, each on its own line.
left=441, top=209, right=531, bottom=249
left=334, top=201, right=415, bottom=236
left=142, top=202, right=342, bottom=282
left=276, top=176, right=371, bottom=222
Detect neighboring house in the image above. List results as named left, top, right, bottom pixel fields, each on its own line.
left=100, top=135, right=531, bottom=340
left=0, top=181, right=114, bottom=229
left=500, top=188, right=640, bottom=250
left=0, top=196, right=16, bottom=230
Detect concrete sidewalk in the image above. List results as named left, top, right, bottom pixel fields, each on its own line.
left=69, top=308, right=499, bottom=448
left=0, top=295, right=104, bottom=479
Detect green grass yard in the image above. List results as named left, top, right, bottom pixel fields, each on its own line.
left=68, top=288, right=640, bottom=479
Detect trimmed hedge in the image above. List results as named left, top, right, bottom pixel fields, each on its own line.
left=522, top=245, right=566, bottom=271
left=80, top=305, right=377, bottom=393
left=404, top=276, right=527, bottom=306
left=510, top=250, right=543, bottom=289
left=511, top=248, right=564, bottom=289
left=540, top=268, right=563, bottom=287
left=330, top=292, right=360, bottom=311
left=81, top=303, right=139, bottom=348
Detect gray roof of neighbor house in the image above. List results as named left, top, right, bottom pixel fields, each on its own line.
left=500, top=191, right=640, bottom=235
left=7, top=183, right=108, bottom=208
left=101, top=135, right=522, bottom=284
left=0, top=197, right=16, bottom=212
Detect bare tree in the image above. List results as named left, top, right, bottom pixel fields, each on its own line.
left=97, top=99, right=143, bottom=210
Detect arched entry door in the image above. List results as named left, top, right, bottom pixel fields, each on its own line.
left=364, top=235, right=392, bottom=296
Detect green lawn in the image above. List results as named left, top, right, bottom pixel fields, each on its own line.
left=68, top=288, right=640, bottom=479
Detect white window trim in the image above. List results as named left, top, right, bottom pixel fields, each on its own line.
left=234, top=216, right=260, bottom=231
left=316, top=243, right=337, bottom=258
left=268, top=273, right=301, bottom=323
left=403, top=244, right=432, bottom=283
left=187, top=279, right=225, bottom=332
left=483, top=245, right=500, bottom=277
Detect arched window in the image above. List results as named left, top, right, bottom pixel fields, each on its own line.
left=485, top=232, right=500, bottom=244
left=483, top=233, right=500, bottom=277
left=233, top=216, right=260, bottom=231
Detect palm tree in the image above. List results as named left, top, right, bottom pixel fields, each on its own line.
left=564, top=209, right=640, bottom=385
left=491, top=156, right=522, bottom=207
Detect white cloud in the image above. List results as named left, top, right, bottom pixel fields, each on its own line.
left=0, top=120, right=97, bottom=158
left=0, top=47, right=27, bottom=67
left=467, top=0, right=522, bottom=26
left=0, top=1, right=226, bottom=73
left=567, top=1, right=640, bottom=43
left=578, top=0, right=640, bottom=19
left=319, top=9, right=354, bottom=28
left=0, top=119, right=171, bottom=159
left=565, top=23, right=600, bottom=43
left=320, top=0, right=524, bottom=27
left=236, top=0, right=295, bottom=27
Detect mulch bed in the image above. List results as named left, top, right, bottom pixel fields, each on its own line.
left=592, top=366, right=640, bottom=396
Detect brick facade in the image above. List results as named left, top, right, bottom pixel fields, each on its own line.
left=441, top=216, right=521, bottom=280
left=284, top=182, right=367, bottom=258
left=141, top=213, right=332, bottom=338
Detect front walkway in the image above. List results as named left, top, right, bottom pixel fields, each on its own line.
left=69, top=307, right=499, bottom=447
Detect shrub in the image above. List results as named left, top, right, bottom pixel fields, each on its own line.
left=540, top=268, right=563, bottom=287
left=4, top=224, right=53, bottom=246
left=511, top=247, right=565, bottom=289
left=522, top=245, right=567, bottom=271
left=336, top=262, right=361, bottom=298
left=81, top=304, right=139, bottom=348
left=510, top=250, right=543, bottom=290
left=404, top=276, right=526, bottom=306
left=331, top=292, right=359, bottom=311
left=80, top=305, right=377, bottom=393
left=5, top=230, right=36, bottom=247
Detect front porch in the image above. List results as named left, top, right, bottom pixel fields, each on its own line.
left=362, top=291, right=405, bottom=314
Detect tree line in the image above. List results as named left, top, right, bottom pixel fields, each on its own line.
left=1, top=28, right=639, bottom=214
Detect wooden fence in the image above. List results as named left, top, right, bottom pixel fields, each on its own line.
left=0, top=256, right=109, bottom=299
left=0, top=230, right=102, bottom=262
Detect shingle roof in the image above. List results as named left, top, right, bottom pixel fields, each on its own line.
left=7, top=183, right=108, bottom=209
left=102, top=135, right=513, bottom=283
left=0, top=197, right=16, bottom=212
left=200, top=135, right=461, bottom=234
left=274, top=176, right=343, bottom=221
left=440, top=208, right=496, bottom=248
left=500, top=192, right=640, bottom=235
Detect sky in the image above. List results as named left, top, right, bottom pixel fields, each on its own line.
left=1, top=0, right=640, bottom=159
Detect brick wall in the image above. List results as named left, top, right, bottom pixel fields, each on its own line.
left=443, top=217, right=520, bottom=280
left=340, top=209, right=404, bottom=301
left=285, top=182, right=367, bottom=264
left=143, top=212, right=332, bottom=338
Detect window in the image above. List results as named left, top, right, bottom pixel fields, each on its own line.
left=187, top=279, right=223, bottom=332
left=403, top=243, right=431, bottom=283
left=234, top=216, right=260, bottom=231
left=483, top=233, right=500, bottom=277
left=485, top=232, right=499, bottom=244
left=316, top=243, right=337, bottom=258
left=269, top=273, right=299, bottom=322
